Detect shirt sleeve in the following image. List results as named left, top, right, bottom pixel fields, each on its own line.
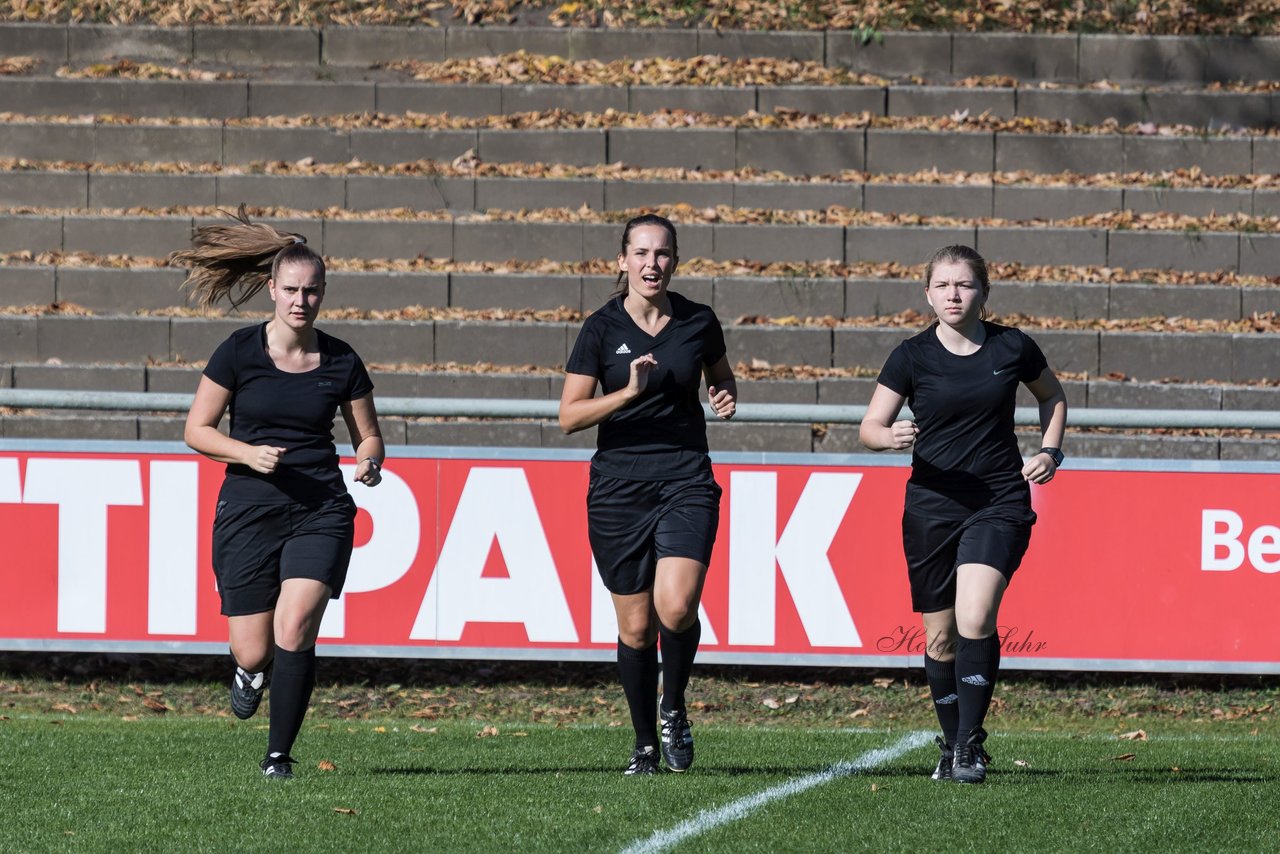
left=202, top=333, right=238, bottom=391
left=346, top=351, right=374, bottom=401
left=701, top=309, right=727, bottom=366
left=1017, top=331, right=1049, bottom=383
left=876, top=342, right=913, bottom=397
left=565, top=315, right=604, bottom=379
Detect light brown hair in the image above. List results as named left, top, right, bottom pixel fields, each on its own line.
left=167, top=204, right=323, bottom=308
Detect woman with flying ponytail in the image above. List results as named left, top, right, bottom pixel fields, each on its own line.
left=173, top=206, right=385, bottom=780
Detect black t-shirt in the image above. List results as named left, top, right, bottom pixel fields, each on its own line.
left=566, top=292, right=727, bottom=481
left=203, top=323, right=374, bottom=505
left=877, top=321, right=1048, bottom=519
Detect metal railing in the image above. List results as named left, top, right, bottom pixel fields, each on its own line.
left=1, top=389, right=1277, bottom=429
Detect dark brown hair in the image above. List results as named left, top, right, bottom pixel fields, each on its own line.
left=613, top=213, right=679, bottom=296
left=167, top=204, right=323, bottom=308
left=924, top=244, right=991, bottom=320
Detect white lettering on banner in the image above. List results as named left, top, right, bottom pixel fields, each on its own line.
left=411, top=467, right=577, bottom=642
left=147, top=461, right=199, bottom=635
left=589, top=557, right=615, bottom=644
left=22, top=459, right=143, bottom=633
left=1250, top=526, right=1280, bottom=572
left=0, top=457, right=21, bottom=502
left=728, top=471, right=862, bottom=648
left=588, top=558, right=720, bottom=645
left=321, top=466, right=421, bottom=638
left=1201, top=509, right=1280, bottom=573
left=1202, top=510, right=1244, bottom=571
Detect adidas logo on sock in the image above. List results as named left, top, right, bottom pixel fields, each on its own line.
left=615, top=343, right=632, bottom=354
left=935, top=693, right=958, bottom=705
left=960, top=675, right=990, bottom=686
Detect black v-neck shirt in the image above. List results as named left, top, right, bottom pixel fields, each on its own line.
left=877, top=321, right=1047, bottom=518
left=566, top=292, right=727, bottom=481
left=203, top=322, right=374, bottom=505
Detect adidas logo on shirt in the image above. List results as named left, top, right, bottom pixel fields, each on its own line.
left=615, top=343, right=632, bottom=355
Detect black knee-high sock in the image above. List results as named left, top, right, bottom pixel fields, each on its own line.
left=923, top=653, right=960, bottom=747
left=658, top=619, right=701, bottom=714
left=617, top=639, right=659, bottom=749
left=267, top=645, right=316, bottom=758
left=954, top=633, right=1001, bottom=745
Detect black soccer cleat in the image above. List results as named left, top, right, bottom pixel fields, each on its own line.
left=624, top=745, right=660, bottom=776
left=952, top=728, right=992, bottom=784
left=260, top=752, right=295, bottom=780
left=230, top=666, right=266, bottom=720
left=931, top=736, right=954, bottom=781
left=659, top=705, right=695, bottom=772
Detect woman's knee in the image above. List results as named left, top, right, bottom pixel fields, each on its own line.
left=654, top=599, right=698, bottom=632
left=231, top=639, right=272, bottom=671
left=273, top=610, right=320, bottom=651
left=926, top=627, right=956, bottom=661
left=954, top=608, right=998, bottom=639
left=618, top=621, right=657, bottom=650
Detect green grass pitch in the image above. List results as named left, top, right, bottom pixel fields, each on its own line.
left=2, top=717, right=1276, bottom=852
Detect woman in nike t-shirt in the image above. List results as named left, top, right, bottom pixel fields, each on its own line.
left=860, top=244, right=1067, bottom=785
left=560, top=213, right=737, bottom=775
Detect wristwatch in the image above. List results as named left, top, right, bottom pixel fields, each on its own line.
left=1038, top=447, right=1064, bottom=467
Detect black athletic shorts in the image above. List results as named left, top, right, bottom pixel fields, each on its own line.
left=211, top=495, right=357, bottom=617
left=587, top=466, right=722, bottom=596
left=901, top=506, right=1034, bottom=613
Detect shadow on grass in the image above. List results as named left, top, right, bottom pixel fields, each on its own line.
left=371, top=764, right=925, bottom=777
left=998, top=766, right=1276, bottom=784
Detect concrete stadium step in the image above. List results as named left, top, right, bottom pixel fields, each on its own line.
left=1, top=210, right=1276, bottom=274
left=1, top=118, right=1273, bottom=178
left=0, top=311, right=1274, bottom=385
left=7, top=23, right=1280, bottom=85
left=7, top=360, right=1279, bottom=416
left=1, top=264, right=1272, bottom=324
left=0, top=73, right=1275, bottom=128
left=1, top=167, right=1275, bottom=217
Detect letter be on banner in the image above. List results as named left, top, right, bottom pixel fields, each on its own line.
left=1202, top=509, right=1244, bottom=571
left=411, top=467, right=577, bottom=643
left=728, top=471, right=862, bottom=648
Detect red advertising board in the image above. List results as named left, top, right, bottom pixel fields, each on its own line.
left=0, top=443, right=1276, bottom=673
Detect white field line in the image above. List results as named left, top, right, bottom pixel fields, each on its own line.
left=619, top=730, right=933, bottom=854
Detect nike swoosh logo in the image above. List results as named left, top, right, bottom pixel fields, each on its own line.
left=993, top=368, right=1015, bottom=376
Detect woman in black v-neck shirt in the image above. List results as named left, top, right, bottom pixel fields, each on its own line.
left=560, top=214, right=737, bottom=775
left=860, top=245, right=1067, bottom=785
left=173, top=208, right=385, bottom=781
